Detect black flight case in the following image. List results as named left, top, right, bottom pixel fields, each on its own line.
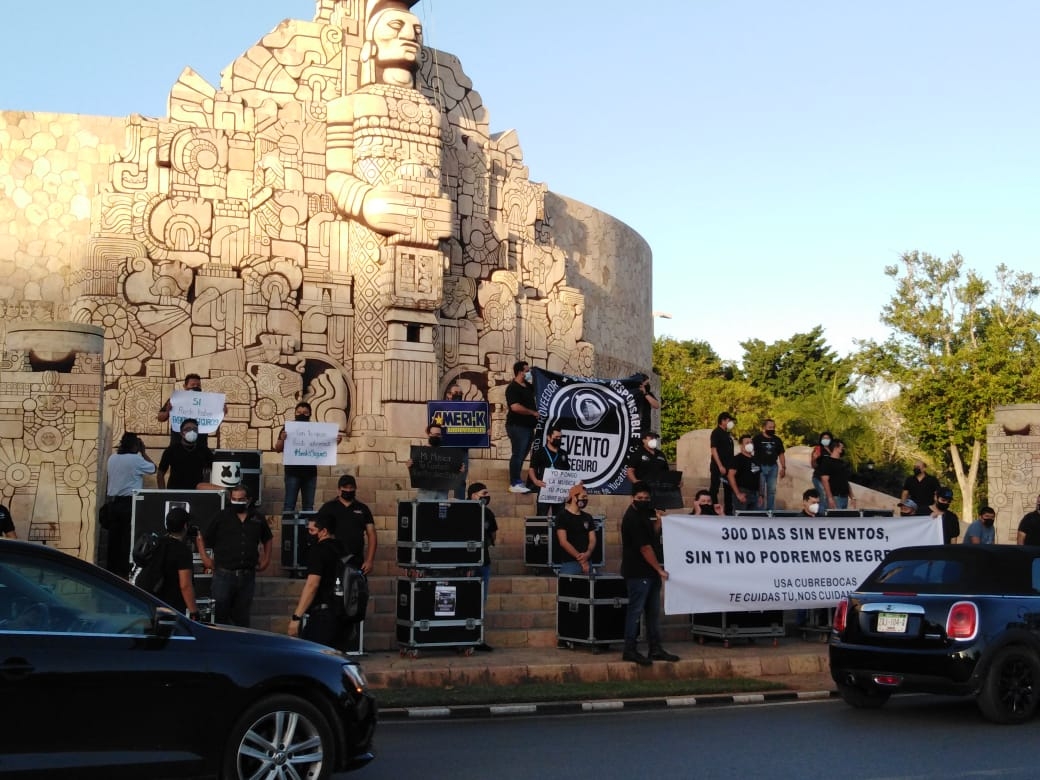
left=525, top=515, right=606, bottom=570
left=397, top=500, right=484, bottom=570
left=556, top=573, right=627, bottom=652
left=396, top=576, right=483, bottom=657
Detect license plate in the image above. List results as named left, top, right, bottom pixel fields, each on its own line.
left=876, top=612, right=908, bottom=633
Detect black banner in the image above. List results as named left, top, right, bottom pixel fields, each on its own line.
left=408, top=445, right=466, bottom=490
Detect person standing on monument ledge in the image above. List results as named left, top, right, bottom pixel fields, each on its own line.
left=505, top=360, right=539, bottom=493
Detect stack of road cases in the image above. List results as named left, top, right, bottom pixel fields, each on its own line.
left=396, top=576, right=483, bottom=657
left=396, top=500, right=484, bottom=656
left=397, top=500, right=484, bottom=570
left=280, top=511, right=316, bottom=578
left=556, top=573, right=627, bottom=652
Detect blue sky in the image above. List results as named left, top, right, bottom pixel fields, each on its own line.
left=2, top=0, right=1037, bottom=362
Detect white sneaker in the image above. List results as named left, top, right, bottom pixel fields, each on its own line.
left=508, top=483, right=530, bottom=493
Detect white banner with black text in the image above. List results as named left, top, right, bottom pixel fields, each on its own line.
left=662, top=514, right=944, bottom=614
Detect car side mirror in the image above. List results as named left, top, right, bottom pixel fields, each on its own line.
left=152, top=606, right=181, bottom=639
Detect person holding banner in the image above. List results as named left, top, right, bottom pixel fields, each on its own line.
left=620, top=482, right=679, bottom=666
left=505, top=360, right=538, bottom=493
left=553, top=483, right=597, bottom=576
left=529, top=424, right=571, bottom=516
left=276, top=401, right=338, bottom=513
left=690, top=489, right=721, bottom=516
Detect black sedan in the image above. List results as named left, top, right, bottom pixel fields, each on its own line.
left=830, top=544, right=1040, bottom=723
left=0, top=540, right=375, bottom=778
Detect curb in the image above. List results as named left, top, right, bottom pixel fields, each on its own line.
left=378, top=689, right=837, bottom=720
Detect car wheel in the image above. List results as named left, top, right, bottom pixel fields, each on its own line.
left=977, top=646, right=1040, bottom=724
left=837, top=681, right=890, bottom=709
left=222, top=694, right=335, bottom=780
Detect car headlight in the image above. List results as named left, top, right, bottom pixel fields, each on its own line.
left=342, top=663, right=367, bottom=693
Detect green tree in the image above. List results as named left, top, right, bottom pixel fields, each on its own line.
left=858, top=251, right=1040, bottom=517
left=740, top=326, right=855, bottom=400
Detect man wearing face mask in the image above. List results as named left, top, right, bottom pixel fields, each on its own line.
left=553, top=483, right=597, bottom=576
left=709, top=412, right=736, bottom=515
left=467, top=482, right=497, bottom=651
left=314, top=475, right=377, bottom=575
left=198, top=484, right=272, bottom=627
left=1016, top=494, right=1040, bottom=545
left=156, top=373, right=226, bottom=447
left=930, top=487, right=960, bottom=544
left=963, top=506, right=996, bottom=545
left=900, top=460, right=939, bottom=517
left=275, top=402, right=318, bottom=513
left=728, top=435, right=762, bottom=511
left=690, top=489, right=721, bottom=516
left=505, top=360, right=539, bottom=493
left=626, top=431, right=670, bottom=487
left=620, top=482, right=679, bottom=665
left=530, top=424, right=572, bottom=516
left=631, top=372, right=661, bottom=437
left=157, top=418, right=213, bottom=490
left=811, top=431, right=833, bottom=501
left=410, top=423, right=459, bottom=501
left=752, top=419, right=786, bottom=511
left=801, top=488, right=821, bottom=517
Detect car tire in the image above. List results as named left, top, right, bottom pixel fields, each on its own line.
left=837, top=681, right=890, bottom=709
left=222, top=693, right=335, bottom=780
left=977, top=646, right=1040, bottom=724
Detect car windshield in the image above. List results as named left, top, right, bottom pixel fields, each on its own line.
left=862, top=548, right=1038, bottom=595
left=0, top=552, right=156, bottom=635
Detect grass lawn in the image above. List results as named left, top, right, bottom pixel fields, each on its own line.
left=374, top=677, right=785, bottom=709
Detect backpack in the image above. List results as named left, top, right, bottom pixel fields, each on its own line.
left=131, top=532, right=168, bottom=595
left=332, top=554, right=369, bottom=624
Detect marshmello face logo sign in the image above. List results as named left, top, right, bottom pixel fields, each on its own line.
left=542, top=381, right=635, bottom=492
left=213, top=461, right=242, bottom=487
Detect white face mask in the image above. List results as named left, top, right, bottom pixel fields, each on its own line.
left=743, top=443, right=754, bottom=454
left=808, top=502, right=820, bottom=514
left=524, top=370, right=533, bottom=383
left=820, top=438, right=831, bottom=447
left=725, top=421, right=735, bottom=431
left=647, top=439, right=659, bottom=449
left=183, top=430, right=198, bottom=444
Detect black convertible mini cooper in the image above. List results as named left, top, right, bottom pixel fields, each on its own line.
left=830, top=544, right=1040, bottom=723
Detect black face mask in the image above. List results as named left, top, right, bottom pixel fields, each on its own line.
left=479, top=495, right=491, bottom=506
left=913, top=467, right=922, bottom=475
left=576, top=498, right=588, bottom=509
left=550, top=438, right=562, bottom=447
left=428, top=437, right=442, bottom=447
left=699, top=504, right=717, bottom=515
left=450, top=393, right=463, bottom=401
left=295, top=414, right=310, bottom=422
left=340, top=490, right=356, bottom=502
left=633, top=499, right=652, bottom=512
left=936, top=500, right=950, bottom=509
left=189, top=386, right=202, bottom=392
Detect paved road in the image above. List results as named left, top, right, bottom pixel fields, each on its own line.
left=361, top=696, right=1039, bottom=779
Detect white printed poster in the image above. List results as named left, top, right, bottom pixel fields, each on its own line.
left=169, top=390, right=225, bottom=434
left=434, top=584, right=457, bottom=617
left=662, top=514, right=943, bottom=614
left=282, top=422, right=339, bottom=466
left=538, top=468, right=584, bottom=504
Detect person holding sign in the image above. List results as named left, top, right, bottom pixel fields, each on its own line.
left=274, top=402, right=343, bottom=513
left=529, top=424, right=571, bottom=517
left=409, top=423, right=465, bottom=501
left=553, top=483, right=597, bottom=576
left=156, top=373, right=226, bottom=447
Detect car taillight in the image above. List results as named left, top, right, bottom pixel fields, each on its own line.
left=833, top=598, right=849, bottom=633
left=946, top=601, right=978, bottom=640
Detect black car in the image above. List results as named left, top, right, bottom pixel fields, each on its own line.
left=0, top=540, right=375, bottom=778
left=830, top=544, right=1040, bottom=723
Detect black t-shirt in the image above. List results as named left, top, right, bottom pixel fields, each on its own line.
left=627, top=447, right=670, bottom=482
left=530, top=446, right=570, bottom=480
left=505, top=380, right=537, bottom=429
left=751, top=433, right=785, bottom=466
left=482, top=507, right=498, bottom=562
left=940, top=509, right=961, bottom=544
left=620, top=505, right=662, bottom=579
left=709, top=427, right=734, bottom=473
left=1018, top=511, right=1040, bottom=545
left=155, top=536, right=194, bottom=614
left=635, top=389, right=656, bottom=436
left=553, top=509, right=594, bottom=563
left=902, top=474, right=940, bottom=514
left=819, top=456, right=851, bottom=497
left=729, top=453, right=760, bottom=491
left=305, top=537, right=346, bottom=612
left=158, top=444, right=213, bottom=490
left=314, top=498, right=374, bottom=560
left=0, top=504, right=13, bottom=535
left=203, top=508, right=272, bottom=570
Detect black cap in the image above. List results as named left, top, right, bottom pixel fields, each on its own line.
left=937, top=487, right=954, bottom=500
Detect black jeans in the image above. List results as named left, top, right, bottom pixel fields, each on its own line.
left=212, top=567, right=256, bottom=627
left=104, top=496, right=133, bottom=579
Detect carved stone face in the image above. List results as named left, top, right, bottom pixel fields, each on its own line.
left=371, top=9, right=422, bottom=69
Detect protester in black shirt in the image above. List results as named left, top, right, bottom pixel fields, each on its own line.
left=157, top=418, right=213, bottom=490
left=288, top=513, right=346, bottom=649
left=1017, top=493, right=1040, bottom=545
left=727, top=435, right=761, bottom=511
left=553, top=483, right=597, bottom=575
left=313, top=475, right=377, bottom=574
left=709, top=412, right=736, bottom=514
left=819, top=439, right=856, bottom=510
left=632, top=372, right=661, bottom=436
left=626, top=431, right=670, bottom=485
left=197, top=484, right=272, bottom=626
left=930, top=486, right=960, bottom=544
left=529, top=424, right=571, bottom=516
left=505, top=360, right=538, bottom=493
left=901, top=460, right=940, bottom=516
left=155, top=507, right=200, bottom=618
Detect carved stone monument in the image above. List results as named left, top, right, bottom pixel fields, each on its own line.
left=0, top=0, right=653, bottom=555
left=987, top=405, right=1040, bottom=542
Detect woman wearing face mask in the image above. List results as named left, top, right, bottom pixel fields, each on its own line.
left=553, top=483, right=597, bottom=576
left=811, top=431, right=833, bottom=502
left=727, top=435, right=762, bottom=511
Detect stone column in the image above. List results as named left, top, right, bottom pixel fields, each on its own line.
left=1, top=323, right=105, bottom=560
